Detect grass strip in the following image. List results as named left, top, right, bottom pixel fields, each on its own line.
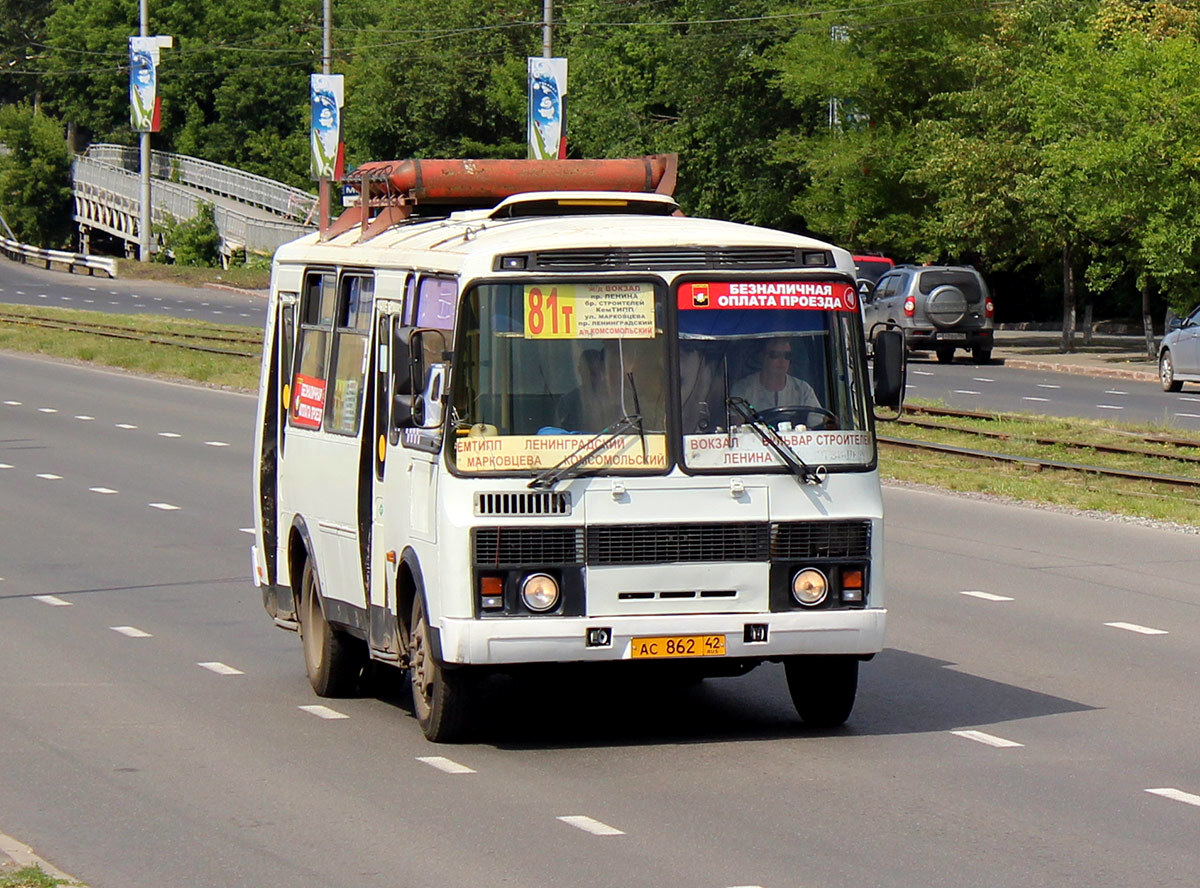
left=0, top=865, right=76, bottom=888
left=0, top=304, right=261, bottom=390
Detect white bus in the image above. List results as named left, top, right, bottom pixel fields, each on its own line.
left=251, top=156, right=906, bottom=742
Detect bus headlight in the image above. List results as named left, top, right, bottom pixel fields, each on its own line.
left=791, top=568, right=828, bottom=607
left=520, top=573, right=560, bottom=612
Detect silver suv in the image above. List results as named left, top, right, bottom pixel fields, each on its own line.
left=862, top=265, right=995, bottom=363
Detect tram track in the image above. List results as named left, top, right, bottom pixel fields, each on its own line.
left=0, top=310, right=261, bottom=358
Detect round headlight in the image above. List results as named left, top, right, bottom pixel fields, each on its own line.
left=791, top=568, right=828, bottom=606
left=520, top=573, right=560, bottom=612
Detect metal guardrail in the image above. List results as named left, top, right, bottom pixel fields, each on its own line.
left=0, top=234, right=116, bottom=278
left=85, top=143, right=316, bottom=223
left=73, top=155, right=312, bottom=257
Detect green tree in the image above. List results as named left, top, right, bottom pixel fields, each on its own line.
left=0, top=104, right=73, bottom=247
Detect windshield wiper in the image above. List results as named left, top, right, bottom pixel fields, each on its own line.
left=726, top=396, right=826, bottom=485
left=528, top=413, right=643, bottom=490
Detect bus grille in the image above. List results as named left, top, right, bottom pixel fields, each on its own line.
left=474, top=491, right=571, bottom=517
left=587, top=523, right=770, bottom=565
left=530, top=247, right=826, bottom=271
left=770, top=521, right=871, bottom=560
left=473, top=527, right=584, bottom=567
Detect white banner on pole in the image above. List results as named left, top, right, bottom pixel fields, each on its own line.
left=129, top=36, right=161, bottom=132
left=528, top=57, right=567, bottom=160
left=310, top=74, right=345, bottom=180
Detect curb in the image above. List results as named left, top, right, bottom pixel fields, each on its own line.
left=0, top=830, right=87, bottom=885
left=203, top=282, right=268, bottom=298
left=1002, top=357, right=1158, bottom=383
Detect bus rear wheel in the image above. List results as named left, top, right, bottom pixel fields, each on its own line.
left=409, top=595, right=474, bottom=742
left=298, top=557, right=365, bottom=697
left=784, top=655, right=858, bottom=729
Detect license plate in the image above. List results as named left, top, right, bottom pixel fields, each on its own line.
left=937, top=332, right=968, bottom=340
left=630, top=634, right=726, bottom=659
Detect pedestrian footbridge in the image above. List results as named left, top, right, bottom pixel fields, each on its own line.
left=72, top=144, right=316, bottom=263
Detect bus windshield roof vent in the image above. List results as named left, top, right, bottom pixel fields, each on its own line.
left=520, top=246, right=820, bottom=272
left=488, top=192, right=680, bottom=219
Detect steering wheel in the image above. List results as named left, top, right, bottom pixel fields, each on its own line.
left=756, top=405, right=839, bottom=429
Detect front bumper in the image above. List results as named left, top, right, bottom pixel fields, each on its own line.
left=437, top=608, right=886, bottom=665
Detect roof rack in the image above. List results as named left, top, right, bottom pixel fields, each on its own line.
left=323, top=154, right=678, bottom=243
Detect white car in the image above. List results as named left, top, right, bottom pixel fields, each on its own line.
left=1159, top=304, right=1200, bottom=391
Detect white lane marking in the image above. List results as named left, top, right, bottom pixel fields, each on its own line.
left=157, top=432, right=182, bottom=438
left=59, top=296, right=72, bottom=301
left=115, top=423, right=137, bottom=429
left=239, top=527, right=256, bottom=534
left=951, top=730, right=1024, bottom=748
left=972, top=377, right=994, bottom=383
left=149, top=502, right=181, bottom=511
left=38, top=294, right=48, bottom=299
left=1022, top=396, right=1049, bottom=402
left=960, top=590, right=1014, bottom=602
left=1096, top=405, right=1123, bottom=410
left=84, top=299, right=94, bottom=304
left=1146, top=787, right=1200, bottom=808
left=0, top=464, right=12, bottom=470
left=111, top=625, right=151, bottom=638
left=197, top=661, right=244, bottom=676
left=913, top=370, right=933, bottom=376
left=416, top=756, right=476, bottom=774
left=1105, top=621, right=1168, bottom=635
left=3, top=401, right=21, bottom=406
left=184, top=308, right=195, bottom=313
left=88, top=287, right=97, bottom=291
left=109, top=301, right=120, bottom=305
left=1175, top=413, right=1200, bottom=419
left=204, top=440, right=229, bottom=447
left=1180, top=396, right=1200, bottom=402
left=37, top=408, right=58, bottom=414
left=952, top=390, right=980, bottom=395
left=89, top=487, right=118, bottom=495
left=299, top=704, right=348, bottom=720
left=1103, top=390, right=1127, bottom=395
left=36, top=473, right=63, bottom=480
left=74, top=415, right=95, bottom=421
left=33, top=595, right=72, bottom=607
left=557, top=815, right=625, bottom=836
left=1036, top=384, right=1061, bottom=389
left=212, top=310, right=224, bottom=315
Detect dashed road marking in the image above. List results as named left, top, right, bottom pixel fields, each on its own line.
left=3, top=401, right=21, bottom=406
left=149, top=502, right=181, bottom=511
left=1103, top=390, right=1127, bottom=395
left=1096, top=404, right=1123, bottom=410
left=33, top=595, right=72, bottom=607
left=239, top=527, right=255, bottom=534
left=1105, top=621, right=1167, bottom=635
left=115, top=423, right=137, bottom=429
left=157, top=432, right=182, bottom=438
left=0, top=464, right=12, bottom=470
left=416, top=756, right=476, bottom=774
left=198, top=661, right=244, bottom=676
left=972, top=377, right=994, bottom=383
left=952, top=390, right=980, bottom=395
left=557, top=815, right=625, bottom=836
left=951, top=730, right=1023, bottom=748
left=959, top=590, right=1014, bottom=602
left=1175, top=413, right=1200, bottom=419
left=912, top=370, right=933, bottom=376
left=111, top=625, right=151, bottom=638
left=1022, top=396, right=1049, bottom=402
left=299, top=704, right=348, bottom=720
left=1036, top=384, right=1061, bottom=389
left=1180, top=396, right=1200, bottom=403
left=1146, top=787, right=1200, bottom=808
left=74, top=415, right=95, bottom=421
left=37, top=408, right=58, bottom=414
left=89, top=487, right=118, bottom=495
left=205, top=441, right=229, bottom=447
left=36, top=473, right=63, bottom=480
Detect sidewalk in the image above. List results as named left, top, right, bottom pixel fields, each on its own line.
left=0, top=829, right=85, bottom=886
left=938, top=330, right=1160, bottom=383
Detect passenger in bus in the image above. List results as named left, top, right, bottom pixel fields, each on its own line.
left=732, top=337, right=821, bottom=412
left=554, top=348, right=605, bottom=432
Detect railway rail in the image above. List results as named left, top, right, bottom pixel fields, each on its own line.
left=882, top=405, right=1200, bottom=491
left=0, top=311, right=260, bottom=358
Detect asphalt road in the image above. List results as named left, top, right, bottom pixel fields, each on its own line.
left=1, top=351, right=1198, bottom=888
left=904, top=355, right=1200, bottom=432
left=0, top=259, right=265, bottom=326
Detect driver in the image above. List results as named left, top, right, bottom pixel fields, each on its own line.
left=732, top=337, right=821, bottom=411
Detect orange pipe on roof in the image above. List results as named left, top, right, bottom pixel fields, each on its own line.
left=348, top=154, right=678, bottom=202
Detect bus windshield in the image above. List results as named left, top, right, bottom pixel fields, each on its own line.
left=676, top=280, right=874, bottom=472
left=450, top=281, right=669, bottom=476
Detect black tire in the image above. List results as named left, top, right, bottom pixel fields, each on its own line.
left=971, top=346, right=992, bottom=364
left=409, top=595, right=474, bottom=742
left=1161, top=349, right=1183, bottom=392
left=298, top=557, right=366, bottom=697
left=784, top=655, right=859, bottom=728
left=935, top=346, right=955, bottom=364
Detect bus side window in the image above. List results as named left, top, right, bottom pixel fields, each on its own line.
left=415, top=276, right=458, bottom=337
left=324, top=273, right=375, bottom=436
left=290, top=271, right=335, bottom=430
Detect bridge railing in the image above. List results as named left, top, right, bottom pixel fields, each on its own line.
left=85, top=144, right=317, bottom=223
left=73, top=155, right=313, bottom=257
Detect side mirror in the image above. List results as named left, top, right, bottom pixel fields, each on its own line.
left=1168, top=316, right=1183, bottom=332
left=872, top=328, right=906, bottom=411
left=408, top=328, right=448, bottom=429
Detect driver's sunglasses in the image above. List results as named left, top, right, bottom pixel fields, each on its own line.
left=765, top=350, right=792, bottom=360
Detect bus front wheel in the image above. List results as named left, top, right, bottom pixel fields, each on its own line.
left=409, top=595, right=474, bottom=743
left=784, top=655, right=858, bottom=729
left=298, top=557, right=365, bottom=697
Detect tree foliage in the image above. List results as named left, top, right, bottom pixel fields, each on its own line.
left=0, top=104, right=73, bottom=247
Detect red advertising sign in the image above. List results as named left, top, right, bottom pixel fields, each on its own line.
left=678, top=281, right=857, bottom=312
left=291, top=373, right=327, bottom=430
